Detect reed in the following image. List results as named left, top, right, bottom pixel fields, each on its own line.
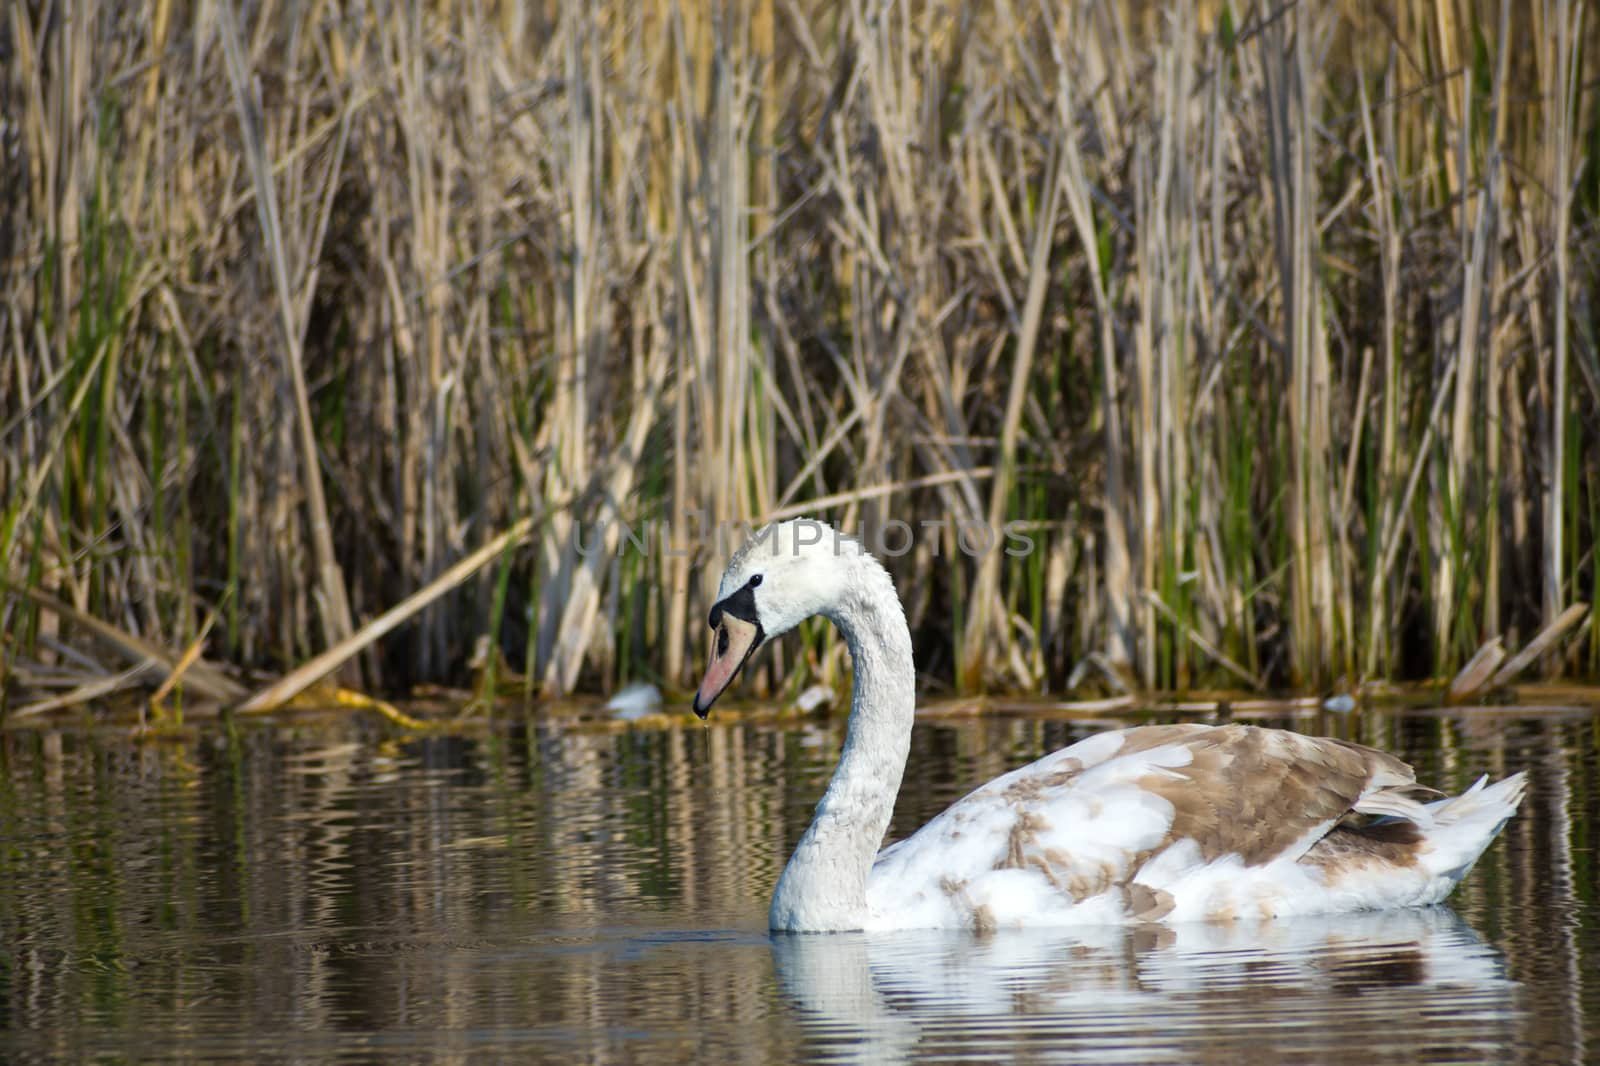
left=1, top=0, right=1595, bottom=710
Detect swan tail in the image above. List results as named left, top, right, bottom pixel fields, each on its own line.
left=1415, top=772, right=1527, bottom=885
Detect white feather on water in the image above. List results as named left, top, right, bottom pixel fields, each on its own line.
left=606, top=682, right=662, bottom=721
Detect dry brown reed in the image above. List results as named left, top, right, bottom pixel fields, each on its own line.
left=1, top=0, right=1596, bottom=709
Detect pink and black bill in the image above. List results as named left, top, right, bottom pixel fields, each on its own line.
left=693, top=575, right=764, bottom=718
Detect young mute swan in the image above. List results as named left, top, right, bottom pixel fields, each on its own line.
left=693, top=519, right=1527, bottom=933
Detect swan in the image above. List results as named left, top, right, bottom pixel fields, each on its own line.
left=693, top=519, right=1528, bottom=933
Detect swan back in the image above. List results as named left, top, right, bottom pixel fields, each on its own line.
left=866, top=723, right=1526, bottom=930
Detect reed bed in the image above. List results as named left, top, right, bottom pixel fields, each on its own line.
left=1, top=0, right=1596, bottom=710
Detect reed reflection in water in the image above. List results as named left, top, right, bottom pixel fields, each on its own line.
left=0, top=709, right=1592, bottom=1064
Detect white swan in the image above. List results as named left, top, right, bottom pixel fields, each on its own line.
left=692, top=519, right=1527, bottom=933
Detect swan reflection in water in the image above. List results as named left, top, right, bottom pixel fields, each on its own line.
left=772, top=906, right=1519, bottom=1064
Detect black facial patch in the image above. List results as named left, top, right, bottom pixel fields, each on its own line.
left=707, top=575, right=763, bottom=629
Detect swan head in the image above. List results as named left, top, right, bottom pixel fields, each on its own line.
left=693, top=518, right=863, bottom=717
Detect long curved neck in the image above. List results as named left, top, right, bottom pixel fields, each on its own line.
left=770, top=558, right=915, bottom=932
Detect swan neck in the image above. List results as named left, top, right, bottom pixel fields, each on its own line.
left=770, top=560, right=914, bottom=931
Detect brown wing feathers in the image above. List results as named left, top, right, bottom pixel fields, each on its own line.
left=1125, top=725, right=1423, bottom=867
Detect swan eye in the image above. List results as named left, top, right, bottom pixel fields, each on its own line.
left=748, top=574, right=763, bottom=588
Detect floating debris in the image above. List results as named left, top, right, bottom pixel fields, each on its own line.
left=606, top=682, right=663, bottom=721
left=793, top=685, right=836, bottom=714
left=1322, top=694, right=1356, bottom=714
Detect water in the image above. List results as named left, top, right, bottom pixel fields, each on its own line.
left=0, top=708, right=1594, bottom=1063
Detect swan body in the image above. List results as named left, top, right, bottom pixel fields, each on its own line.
left=692, top=519, right=1526, bottom=933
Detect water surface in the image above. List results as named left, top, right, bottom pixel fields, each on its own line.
left=0, top=708, right=1593, bottom=1063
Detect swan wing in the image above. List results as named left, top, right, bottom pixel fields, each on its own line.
left=867, top=723, right=1436, bottom=929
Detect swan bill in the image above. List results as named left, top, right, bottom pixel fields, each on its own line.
left=694, top=614, right=763, bottom=717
